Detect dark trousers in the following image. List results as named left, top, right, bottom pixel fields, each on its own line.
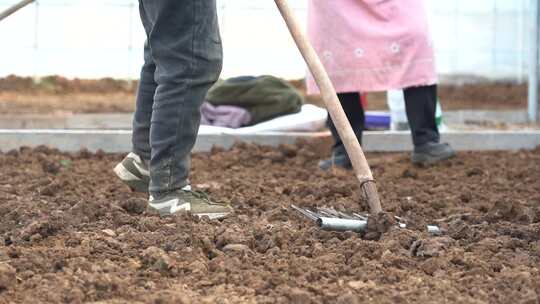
left=132, top=0, right=223, bottom=195
left=328, top=85, right=440, bottom=151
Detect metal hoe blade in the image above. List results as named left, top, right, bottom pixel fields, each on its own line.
left=291, top=205, right=441, bottom=236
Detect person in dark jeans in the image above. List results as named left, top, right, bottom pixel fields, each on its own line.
left=319, top=85, right=454, bottom=170
left=113, top=0, right=232, bottom=218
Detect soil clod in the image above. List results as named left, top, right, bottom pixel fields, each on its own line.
left=0, top=263, right=16, bottom=291
left=120, top=198, right=147, bottom=215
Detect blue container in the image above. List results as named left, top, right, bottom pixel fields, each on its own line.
left=365, top=111, right=391, bottom=130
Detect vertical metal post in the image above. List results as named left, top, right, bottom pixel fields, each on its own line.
left=32, top=0, right=40, bottom=83
left=529, top=0, right=540, bottom=123
left=127, top=0, right=135, bottom=86
left=492, top=1, right=497, bottom=76
left=452, top=1, right=459, bottom=74
left=518, top=0, right=525, bottom=83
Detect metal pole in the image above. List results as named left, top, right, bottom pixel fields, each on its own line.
left=452, top=1, right=459, bottom=75
left=492, top=1, right=497, bottom=76
left=0, top=0, right=35, bottom=22
left=127, top=0, right=134, bottom=86
left=32, top=0, right=39, bottom=83
left=529, top=0, right=540, bottom=123
left=518, top=0, right=525, bottom=83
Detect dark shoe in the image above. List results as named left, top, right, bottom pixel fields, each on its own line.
left=412, top=142, right=455, bottom=166
left=318, top=146, right=352, bottom=170
left=149, top=190, right=233, bottom=219
left=113, top=152, right=150, bottom=192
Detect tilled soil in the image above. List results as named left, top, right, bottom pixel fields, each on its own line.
left=0, top=142, right=539, bottom=303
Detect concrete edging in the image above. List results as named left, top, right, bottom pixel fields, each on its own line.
left=0, top=129, right=329, bottom=153
left=1, top=129, right=539, bottom=153
left=364, top=130, right=540, bottom=152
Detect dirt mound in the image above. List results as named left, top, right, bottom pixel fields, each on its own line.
left=0, top=141, right=539, bottom=303
left=0, top=75, right=529, bottom=114
left=0, top=75, right=136, bottom=95
left=290, top=77, right=527, bottom=111
left=0, top=75, right=136, bottom=114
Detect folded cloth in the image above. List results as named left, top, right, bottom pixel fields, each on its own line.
left=200, top=102, right=252, bottom=128
left=206, top=75, right=303, bottom=125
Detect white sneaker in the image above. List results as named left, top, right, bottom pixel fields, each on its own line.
left=149, top=189, right=232, bottom=219
left=113, top=152, right=150, bottom=192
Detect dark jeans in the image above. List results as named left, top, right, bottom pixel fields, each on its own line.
left=328, top=85, right=440, bottom=152
left=132, top=0, right=223, bottom=195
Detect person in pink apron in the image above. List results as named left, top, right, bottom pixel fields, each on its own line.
left=306, top=0, right=455, bottom=169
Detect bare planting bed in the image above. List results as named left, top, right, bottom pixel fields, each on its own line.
left=0, top=141, right=539, bottom=303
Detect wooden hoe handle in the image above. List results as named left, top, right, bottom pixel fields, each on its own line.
left=0, top=0, right=35, bottom=22
left=274, top=0, right=383, bottom=214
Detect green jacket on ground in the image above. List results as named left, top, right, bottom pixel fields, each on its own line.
left=206, top=75, right=303, bottom=125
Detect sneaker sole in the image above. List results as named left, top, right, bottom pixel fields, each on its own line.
left=150, top=205, right=231, bottom=219
left=412, top=151, right=456, bottom=166
left=149, top=201, right=231, bottom=219
left=196, top=212, right=231, bottom=220
left=113, top=163, right=149, bottom=193
left=318, top=160, right=352, bottom=171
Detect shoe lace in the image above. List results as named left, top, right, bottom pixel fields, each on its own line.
left=188, top=190, right=211, bottom=201
left=185, top=190, right=225, bottom=205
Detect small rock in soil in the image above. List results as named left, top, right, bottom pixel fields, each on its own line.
left=34, top=145, right=57, bottom=155
left=4, top=236, right=13, bottom=247
left=287, top=288, right=314, bottom=304
left=141, top=247, right=175, bottom=275
left=101, top=229, right=116, bottom=237
left=532, top=206, right=540, bottom=223
left=263, top=151, right=286, bottom=163
left=40, top=182, right=61, bottom=196
left=19, top=217, right=65, bottom=242
left=215, top=225, right=249, bottom=247
left=410, top=237, right=452, bottom=258
left=40, top=160, right=61, bottom=175
left=347, top=280, right=376, bottom=290
left=487, top=200, right=525, bottom=223
left=0, top=263, right=17, bottom=291
left=120, top=198, right=147, bottom=215
left=6, top=149, right=19, bottom=157
left=402, top=168, right=418, bottom=179
left=336, top=293, right=360, bottom=304
left=222, top=244, right=252, bottom=254
left=459, top=192, right=473, bottom=203
left=279, top=144, right=297, bottom=158
left=364, top=212, right=396, bottom=240
left=466, top=167, right=484, bottom=177
left=447, top=218, right=471, bottom=240
left=76, top=148, right=93, bottom=159
left=253, top=233, right=276, bottom=254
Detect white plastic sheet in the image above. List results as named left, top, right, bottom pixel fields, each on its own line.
left=198, top=104, right=327, bottom=135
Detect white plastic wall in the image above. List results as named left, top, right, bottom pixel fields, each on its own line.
left=0, top=0, right=534, bottom=81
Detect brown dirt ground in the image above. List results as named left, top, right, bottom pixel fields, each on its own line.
left=0, top=75, right=135, bottom=114
left=0, top=75, right=528, bottom=114
left=1, top=140, right=539, bottom=303
left=289, top=79, right=528, bottom=112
